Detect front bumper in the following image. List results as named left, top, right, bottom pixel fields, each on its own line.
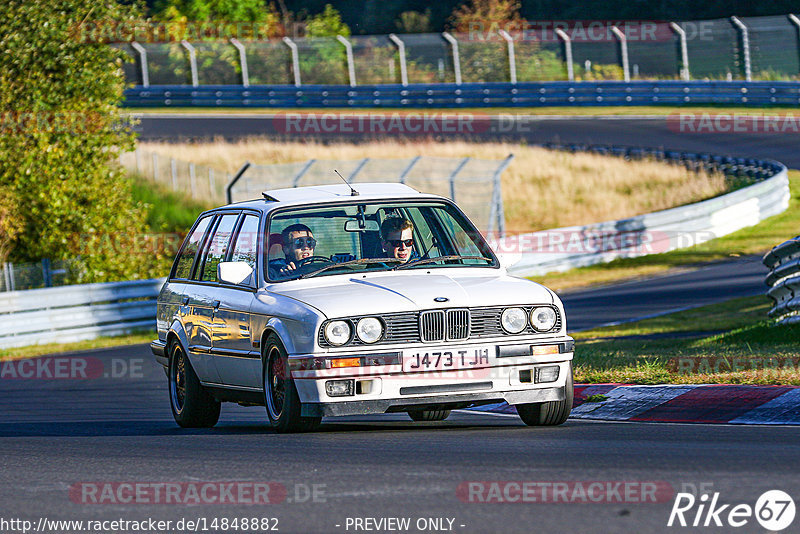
left=292, top=338, right=573, bottom=417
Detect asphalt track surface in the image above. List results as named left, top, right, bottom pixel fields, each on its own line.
left=134, top=113, right=800, bottom=168
left=3, top=259, right=797, bottom=534
left=4, top=115, right=795, bottom=532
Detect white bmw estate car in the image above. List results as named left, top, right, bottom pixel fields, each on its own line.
left=151, top=183, right=574, bottom=432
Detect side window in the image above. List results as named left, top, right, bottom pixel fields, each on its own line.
left=229, top=214, right=260, bottom=274
left=197, top=214, right=239, bottom=282
left=172, top=216, right=212, bottom=280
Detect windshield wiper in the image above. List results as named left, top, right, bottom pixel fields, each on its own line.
left=299, top=258, right=404, bottom=279
left=393, top=255, right=494, bottom=270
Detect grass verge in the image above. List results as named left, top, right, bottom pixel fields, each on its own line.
left=537, top=170, right=800, bottom=292
left=126, top=105, right=800, bottom=117
left=136, top=140, right=727, bottom=233
left=0, top=331, right=155, bottom=362
left=572, top=296, right=800, bottom=385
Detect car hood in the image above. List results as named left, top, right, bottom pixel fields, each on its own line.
left=268, top=270, right=554, bottom=319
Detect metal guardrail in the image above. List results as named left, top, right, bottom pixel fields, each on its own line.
left=0, top=278, right=165, bottom=349
left=501, top=146, right=790, bottom=276
left=123, top=81, right=800, bottom=108
left=764, top=237, right=800, bottom=324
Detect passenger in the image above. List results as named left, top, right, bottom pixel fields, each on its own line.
left=269, top=223, right=317, bottom=275
left=380, top=218, right=416, bottom=263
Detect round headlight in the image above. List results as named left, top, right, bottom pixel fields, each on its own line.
left=501, top=307, right=528, bottom=334
left=530, top=307, right=557, bottom=331
left=324, top=320, right=351, bottom=346
left=356, top=317, right=383, bottom=344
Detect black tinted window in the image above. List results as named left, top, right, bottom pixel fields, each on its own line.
left=172, top=216, right=212, bottom=279
left=198, top=214, right=239, bottom=282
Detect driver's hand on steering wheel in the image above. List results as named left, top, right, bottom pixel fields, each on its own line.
left=279, top=261, right=298, bottom=274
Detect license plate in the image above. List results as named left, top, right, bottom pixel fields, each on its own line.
left=402, top=346, right=491, bottom=373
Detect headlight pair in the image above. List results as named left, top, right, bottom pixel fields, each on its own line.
left=324, top=317, right=383, bottom=346
left=500, top=306, right=557, bottom=334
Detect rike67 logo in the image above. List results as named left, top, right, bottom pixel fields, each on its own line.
left=668, top=490, right=795, bottom=530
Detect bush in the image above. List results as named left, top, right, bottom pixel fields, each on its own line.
left=0, top=0, right=159, bottom=282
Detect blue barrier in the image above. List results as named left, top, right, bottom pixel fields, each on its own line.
left=124, top=81, right=800, bottom=108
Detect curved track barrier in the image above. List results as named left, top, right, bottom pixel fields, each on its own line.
left=500, top=146, right=789, bottom=276
left=0, top=279, right=165, bottom=349
left=764, top=237, right=800, bottom=324
left=124, top=81, right=800, bottom=108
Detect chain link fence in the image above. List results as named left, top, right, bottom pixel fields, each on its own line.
left=121, top=149, right=511, bottom=234
left=0, top=259, right=84, bottom=292
left=120, top=15, right=800, bottom=87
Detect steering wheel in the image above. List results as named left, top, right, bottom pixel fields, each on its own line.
left=296, top=256, right=333, bottom=267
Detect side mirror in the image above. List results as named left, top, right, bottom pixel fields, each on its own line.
left=218, top=261, right=255, bottom=286
left=344, top=219, right=380, bottom=232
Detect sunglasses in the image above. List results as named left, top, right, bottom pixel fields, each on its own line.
left=292, top=237, right=316, bottom=248
left=387, top=239, right=413, bottom=248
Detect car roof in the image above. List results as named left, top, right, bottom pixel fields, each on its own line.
left=226, top=183, right=447, bottom=212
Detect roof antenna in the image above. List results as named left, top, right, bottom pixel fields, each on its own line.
left=334, top=169, right=359, bottom=196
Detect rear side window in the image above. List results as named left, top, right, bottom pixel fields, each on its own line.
left=172, top=216, right=212, bottom=279
left=229, top=214, right=260, bottom=273
left=197, top=214, right=239, bottom=282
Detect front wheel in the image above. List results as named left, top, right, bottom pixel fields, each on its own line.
left=168, top=342, right=220, bottom=428
left=263, top=334, right=321, bottom=433
left=516, top=363, right=573, bottom=426
left=408, top=409, right=451, bottom=422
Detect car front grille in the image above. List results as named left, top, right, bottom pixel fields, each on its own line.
left=318, top=306, right=561, bottom=347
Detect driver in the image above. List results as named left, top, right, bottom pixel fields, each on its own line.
left=380, top=217, right=416, bottom=263
left=270, top=223, right=317, bottom=275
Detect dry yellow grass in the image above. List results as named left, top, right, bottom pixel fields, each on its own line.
left=137, top=139, right=727, bottom=232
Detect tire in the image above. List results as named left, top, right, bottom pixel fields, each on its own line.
left=168, top=341, right=221, bottom=428
left=516, top=363, right=574, bottom=427
left=263, top=334, right=321, bottom=433
left=408, top=409, right=451, bottom=422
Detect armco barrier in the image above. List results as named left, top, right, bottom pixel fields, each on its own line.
left=123, top=81, right=800, bottom=108
left=500, top=147, right=790, bottom=277
left=764, top=237, right=800, bottom=324
left=0, top=278, right=165, bottom=349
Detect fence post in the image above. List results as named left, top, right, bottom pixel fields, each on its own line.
left=230, top=38, right=250, bottom=87
left=134, top=147, right=141, bottom=173
left=291, top=159, right=316, bottom=187
left=130, top=42, right=150, bottom=87
left=442, top=32, right=462, bottom=85
left=226, top=162, right=252, bottom=204
left=170, top=158, right=178, bottom=191
left=398, top=156, right=421, bottom=184
left=789, top=15, right=800, bottom=74
left=730, top=16, right=752, bottom=82
left=42, top=259, right=52, bottom=288
left=492, top=154, right=513, bottom=238
left=336, top=35, right=357, bottom=87
left=669, top=22, right=691, bottom=80
left=499, top=30, right=517, bottom=84
left=448, top=157, right=470, bottom=202
left=209, top=168, right=215, bottom=198
left=189, top=163, right=197, bottom=197
left=2, top=262, right=10, bottom=292
left=610, top=26, right=630, bottom=81
left=555, top=29, right=574, bottom=81
left=152, top=152, right=159, bottom=182
left=348, top=158, right=370, bottom=182
left=282, top=37, right=302, bottom=87
left=180, top=40, right=199, bottom=87
left=7, top=262, right=15, bottom=292
left=389, top=34, right=408, bottom=86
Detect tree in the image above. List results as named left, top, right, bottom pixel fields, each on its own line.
left=396, top=10, right=433, bottom=33
left=306, top=4, right=350, bottom=37
left=0, top=0, right=155, bottom=282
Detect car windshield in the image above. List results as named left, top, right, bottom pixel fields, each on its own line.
left=265, top=200, right=497, bottom=282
